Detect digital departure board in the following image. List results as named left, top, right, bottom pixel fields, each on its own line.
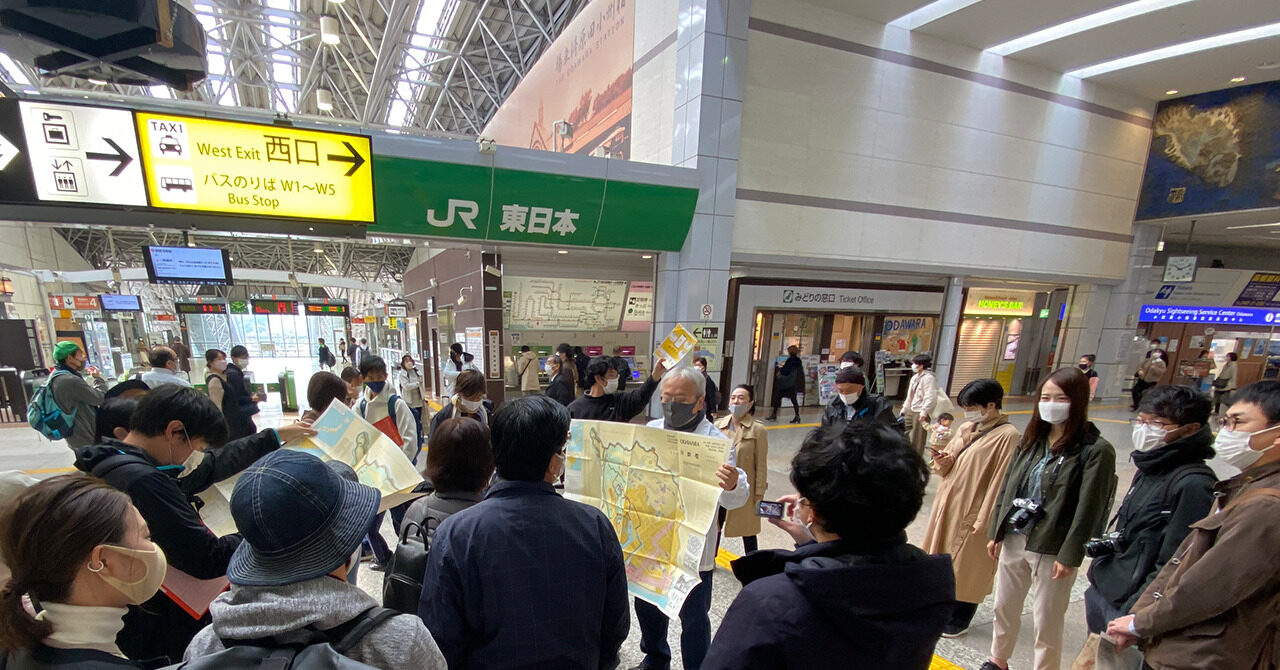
left=252, top=299, right=298, bottom=315
left=175, top=302, right=227, bottom=314
left=305, top=302, right=349, bottom=316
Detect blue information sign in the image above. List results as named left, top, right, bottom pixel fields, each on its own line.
left=1140, top=304, right=1280, bottom=326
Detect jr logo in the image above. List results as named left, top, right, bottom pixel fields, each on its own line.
left=782, top=290, right=794, bottom=303
left=427, top=199, right=480, bottom=229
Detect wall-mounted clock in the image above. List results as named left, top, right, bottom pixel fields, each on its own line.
left=1163, top=256, right=1197, bottom=283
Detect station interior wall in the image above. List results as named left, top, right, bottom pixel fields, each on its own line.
left=731, top=0, right=1156, bottom=284
left=1152, top=243, right=1280, bottom=272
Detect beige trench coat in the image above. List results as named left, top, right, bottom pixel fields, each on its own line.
left=716, top=413, right=769, bottom=538
left=921, top=414, right=1020, bottom=603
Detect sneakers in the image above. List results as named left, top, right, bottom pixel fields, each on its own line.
left=979, top=662, right=1007, bottom=670
left=940, top=624, right=969, bottom=638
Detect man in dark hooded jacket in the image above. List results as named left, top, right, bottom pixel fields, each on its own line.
left=1084, top=384, right=1216, bottom=633
left=702, top=422, right=954, bottom=670
left=819, top=367, right=895, bottom=431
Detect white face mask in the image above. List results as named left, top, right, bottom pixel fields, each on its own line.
left=459, top=397, right=483, bottom=413
left=839, top=361, right=854, bottom=369
left=729, top=403, right=751, bottom=419
left=839, top=392, right=860, bottom=406
left=544, top=361, right=554, bottom=374
left=1131, top=423, right=1169, bottom=453
left=963, top=409, right=984, bottom=423
left=211, top=359, right=228, bottom=372
left=233, top=358, right=248, bottom=369
left=1214, top=424, right=1280, bottom=470
left=175, top=448, right=206, bottom=478
left=1038, top=401, right=1070, bottom=425
left=603, top=378, right=619, bottom=394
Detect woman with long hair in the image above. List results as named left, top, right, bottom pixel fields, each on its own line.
left=981, top=368, right=1117, bottom=670
left=0, top=475, right=167, bottom=669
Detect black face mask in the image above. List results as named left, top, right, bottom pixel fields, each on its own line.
left=662, top=400, right=700, bottom=430
left=1078, top=363, right=1090, bottom=370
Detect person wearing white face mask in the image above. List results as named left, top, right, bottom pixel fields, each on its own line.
left=982, top=368, right=1117, bottom=670
left=1107, top=381, right=1280, bottom=670
left=819, top=367, right=895, bottom=431
left=923, top=379, right=1022, bottom=639
left=567, top=356, right=666, bottom=423
left=0, top=475, right=166, bottom=669
left=218, top=346, right=264, bottom=441
left=902, top=354, right=940, bottom=457
left=429, top=370, right=491, bottom=438
left=716, top=385, right=770, bottom=555
left=72, top=384, right=315, bottom=663
left=1083, top=385, right=1215, bottom=646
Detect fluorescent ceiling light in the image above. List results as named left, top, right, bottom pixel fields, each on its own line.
left=1225, top=222, right=1280, bottom=230
left=0, top=52, right=32, bottom=86
left=1165, top=89, right=1179, bottom=95
left=1069, top=21, right=1280, bottom=78
left=888, top=0, right=983, bottom=29
left=1230, top=76, right=1246, bottom=82
left=988, top=0, right=1193, bottom=56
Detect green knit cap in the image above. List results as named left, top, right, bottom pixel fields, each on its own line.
left=53, top=341, right=81, bottom=362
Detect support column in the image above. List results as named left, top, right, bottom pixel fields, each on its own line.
left=1094, top=224, right=1161, bottom=402
left=933, top=276, right=965, bottom=393
left=652, top=0, right=749, bottom=413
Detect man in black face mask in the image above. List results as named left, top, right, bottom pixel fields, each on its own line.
left=631, top=366, right=749, bottom=670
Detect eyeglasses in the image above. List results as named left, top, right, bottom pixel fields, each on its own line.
left=1130, top=418, right=1179, bottom=430
left=1223, top=416, right=1253, bottom=431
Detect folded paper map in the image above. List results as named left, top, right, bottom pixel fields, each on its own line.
left=654, top=324, right=696, bottom=368
left=198, top=403, right=425, bottom=535
left=564, top=419, right=730, bottom=617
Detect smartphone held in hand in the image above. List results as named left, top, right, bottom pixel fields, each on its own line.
left=756, top=500, right=786, bottom=519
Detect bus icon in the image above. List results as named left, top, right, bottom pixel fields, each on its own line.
left=160, top=176, right=193, bottom=192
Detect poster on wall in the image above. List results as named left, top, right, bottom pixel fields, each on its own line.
left=480, top=0, right=634, bottom=159
left=881, top=317, right=934, bottom=361
left=817, top=364, right=839, bottom=405
left=621, top=280, right=653, bottom=332
left=1135, top=81, right=1280, bottom=220
left=465, top=327, right=485, bottom=375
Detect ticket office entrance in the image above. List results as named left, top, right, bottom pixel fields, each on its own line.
left=748, top=312, right=884, bottom=408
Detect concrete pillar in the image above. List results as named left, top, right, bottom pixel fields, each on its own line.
left=652, top=0, right=749, bottom=412
left=933, top=276, right=965, bottom=393
left=1094, top=223, right=1162, bottom=402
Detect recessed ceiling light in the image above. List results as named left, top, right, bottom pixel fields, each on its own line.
left=557, top=249, right=569, bottom=254
left=1230, top=76, right=1246, bottom=83
left=988, top=0, right=1193, bottom=56
left=1069, top=21, right=1280, bottom=78
left=641, top=254, right=653, bottom=259
left=887, top=0, right=982, bottom=29
left=1225, top=222, right=1280, bottom=230
left=1165, top=89, right=1179, bottom=95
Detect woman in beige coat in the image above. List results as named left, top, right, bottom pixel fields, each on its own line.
left=922, top=378, right=1020, bottom=638
left=716, top=384, right=769, bottom=553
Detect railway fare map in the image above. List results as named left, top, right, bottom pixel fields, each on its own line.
left=565, top=419, right=731, bottom=617
left=503, top=277, right=628, bottom=330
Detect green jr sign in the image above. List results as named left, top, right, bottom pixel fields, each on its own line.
left=373, top=155, right=698, bottom=251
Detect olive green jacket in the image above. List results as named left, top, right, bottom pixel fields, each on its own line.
left=987, top=422, right=1117, bottom=567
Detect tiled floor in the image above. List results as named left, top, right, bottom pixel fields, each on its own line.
left=3, top=399, right=1142, bottom=670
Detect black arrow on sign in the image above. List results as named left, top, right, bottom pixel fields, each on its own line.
left=326, top=141, right=366, bottom=177
left=85, top=138, right=133, bottom=177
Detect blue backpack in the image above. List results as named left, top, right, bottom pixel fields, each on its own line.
left=27, top=370, right=76, bottom=440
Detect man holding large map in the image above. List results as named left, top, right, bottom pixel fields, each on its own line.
left=566, top=364, right=747, bottom=670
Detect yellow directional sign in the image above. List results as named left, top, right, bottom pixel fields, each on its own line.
left=136, top=112, right=373, bottom=223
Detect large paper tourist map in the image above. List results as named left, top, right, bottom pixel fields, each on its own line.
left=565, top=419, right=731, bottom=617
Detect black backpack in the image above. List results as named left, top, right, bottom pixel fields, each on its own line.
left=164, top=606, right=397, bottom=670
left=381, top=509, right=445, bottom=615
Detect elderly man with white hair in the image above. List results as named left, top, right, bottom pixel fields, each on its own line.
left=630, top=364, right=749, bottom=670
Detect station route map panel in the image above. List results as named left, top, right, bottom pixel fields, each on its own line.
left=503, top=277, right=628, bottom=331
left=565, top=420, right=731, bottom=617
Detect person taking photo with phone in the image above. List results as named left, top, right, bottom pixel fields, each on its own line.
left=922, top=379, right=1021, bottom=638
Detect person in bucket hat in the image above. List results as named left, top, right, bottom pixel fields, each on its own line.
left=184, top=450, right=445, bottom=670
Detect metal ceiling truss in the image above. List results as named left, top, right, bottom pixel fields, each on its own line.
left=0, top=0, right=589, bottom=137
left=56, top=227, right=414, bottom=285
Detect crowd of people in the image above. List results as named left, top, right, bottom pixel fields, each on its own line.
left=6, top=335, right=1280, bottom=670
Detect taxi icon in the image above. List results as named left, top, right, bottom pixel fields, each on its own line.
left=158, top=135, right=183, bottom=156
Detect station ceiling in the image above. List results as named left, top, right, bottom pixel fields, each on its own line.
left=0, top=0, right=589, bottom=137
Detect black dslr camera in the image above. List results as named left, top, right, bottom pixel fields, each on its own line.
left=1084, top=531, right=1126, bottom=558
left=1008, top=497, right=1045, bottom=531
